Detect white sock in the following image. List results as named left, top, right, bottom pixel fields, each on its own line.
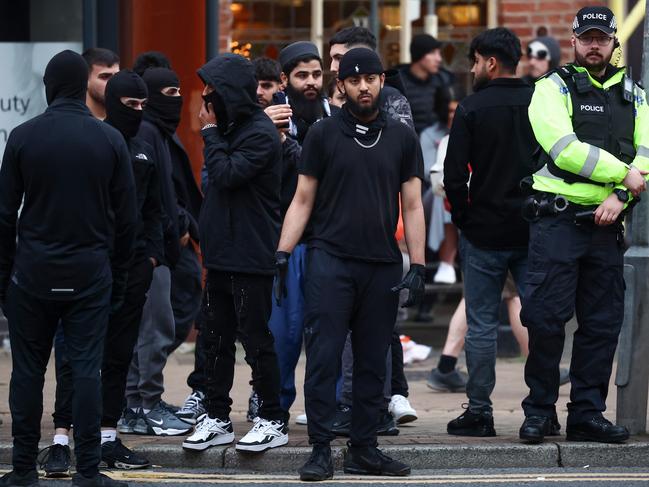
left=53, top=434, right=69, bottom=446
left=439, top=261, right=455, bottom=272
left=130, top=407, right=138, bottom=413
left=101, top=430, right=117, bottom=444
left=142, top=409, right=151, bottom=414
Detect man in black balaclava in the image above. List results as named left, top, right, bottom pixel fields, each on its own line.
left=49, top=69, right=164, bottom=471
left=0, top=49, right=136, bottom=487
left=122, top=67, right=202, bottom=437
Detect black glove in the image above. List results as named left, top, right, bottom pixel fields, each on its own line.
left=110, top=270, right=129, bottom=315
left=273, top=251, right=290, bottom=306
left=391, top=264, right=426, bottom=308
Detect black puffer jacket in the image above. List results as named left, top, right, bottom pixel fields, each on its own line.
left=197, top=54, right=282, bottom=275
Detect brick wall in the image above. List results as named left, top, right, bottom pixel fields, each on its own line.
left=499, top=0, right=608, bottom=67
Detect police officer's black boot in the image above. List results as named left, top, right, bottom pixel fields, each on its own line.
left=298, top=444, right=334, bottom=481
left=566, top=417, right=629, bottom=444
left=343, top=442, right=410, bottom=476
left=519, top=415, right=561, bottom=444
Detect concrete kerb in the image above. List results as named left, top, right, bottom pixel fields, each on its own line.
left=2, top=441, right=649, bottom=472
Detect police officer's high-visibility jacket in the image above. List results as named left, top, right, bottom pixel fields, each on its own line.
left=529, top=63, right=649, bottom=205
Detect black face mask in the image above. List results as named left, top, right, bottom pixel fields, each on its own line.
left=105, top=69, right=148, bottom=139
left=202, top=89, right=230, bottom=134
left=142, top=67, right=183, bottom=135
left=43, top=50, right=88, bottom=105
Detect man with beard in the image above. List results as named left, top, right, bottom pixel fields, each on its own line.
left=121, top=67, right=200, bottom=437
left=182, top=52, right=288, bottom=453
left=0, top=50, right=136, bottom=487
left=276, top=48, right=425, bottom=481
left=243, top=42, right=331, bottom=423
left=443, top=28, right=536, bottom=437
left=519, top=6, right=649, bottom=444
left=253, top=57, right=282, bottom=108
left=82, top=48, right=120, bottom=119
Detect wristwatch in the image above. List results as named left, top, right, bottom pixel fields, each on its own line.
left=613, top=188, right=629, bottom=203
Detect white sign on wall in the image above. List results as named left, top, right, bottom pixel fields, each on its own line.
left=0, top=42, right=82, bottom=159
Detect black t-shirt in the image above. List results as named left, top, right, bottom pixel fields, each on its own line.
left=298, top=107, right=424, bottom=263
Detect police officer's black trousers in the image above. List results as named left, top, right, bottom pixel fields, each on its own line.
left=521, top=212, right=625, bottom=425
left=201, top=270, right=286, bottom=422
left=304, top=248, right=401, bottom=446
left=5, top=283, right=111, bottom=476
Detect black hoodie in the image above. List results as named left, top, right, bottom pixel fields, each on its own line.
left=197, top=54, right=282, bottom=275
left=0, top=50, right=137, bottom=302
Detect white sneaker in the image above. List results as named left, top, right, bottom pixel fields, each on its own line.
left=433, top=262, right=457, bottom=284
left=236, top=418, right=289, bottom=452
left=295, top=413, right=308, bottom=425
left=176, top=390, right=206, bottom=425
left=182, top=414, right=234, bottom=451
left=389, top=394, right=418, bottom=424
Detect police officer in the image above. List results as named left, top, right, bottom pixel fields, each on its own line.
left=519, top=6, right=649, bottom=444
left=0, top=50, right=136, bottom=487
left=276, top=48, right=425, bottom=481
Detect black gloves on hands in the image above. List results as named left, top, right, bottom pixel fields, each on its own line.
left=391, top=263, right=426, bottom=308
left=274, top=251, right=290, bottom=306
left=110, top=271, right=129, bottom=315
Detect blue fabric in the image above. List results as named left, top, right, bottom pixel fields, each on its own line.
left=268, top=243, right=307, bottom=411
left=460, top=235, right=527, bottom=413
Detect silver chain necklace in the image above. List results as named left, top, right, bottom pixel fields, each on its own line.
left=353, top=129, right=383, bottom=149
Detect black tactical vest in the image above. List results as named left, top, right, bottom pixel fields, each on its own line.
left=539, top=65, right=636, bottom=185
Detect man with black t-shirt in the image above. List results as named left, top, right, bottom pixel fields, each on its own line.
left=276, top=48, right=426, bottom=481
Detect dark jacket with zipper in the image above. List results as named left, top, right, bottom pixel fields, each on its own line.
left=444, top=77, right=536, bottom=249
left=197, top=54, right=282, bottom=276
left=0, top=98, right=137, bottom=301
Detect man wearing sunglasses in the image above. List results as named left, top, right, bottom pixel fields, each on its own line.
left=519, top=6, right=649, bottom=445
left=524, top=35, right=561, bottom=84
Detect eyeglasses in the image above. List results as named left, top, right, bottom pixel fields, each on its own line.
left=527, top=47, right=548, bottom=60
left=576, top=35, right=614, bottom=46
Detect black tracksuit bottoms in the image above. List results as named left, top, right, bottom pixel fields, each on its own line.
left=304, top=248, right=401, bottom=447
left=521, top=212, right=625, bottom=424
left=5, top=282, right=111, bottom=477
left=51, top=258, right=154, bottom=429
left=201, top=270, right=285, bottom=422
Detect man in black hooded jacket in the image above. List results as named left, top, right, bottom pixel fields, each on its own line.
left=0, top=50, right=136, bottom=487
left=180, top=53, right=287, bottom=453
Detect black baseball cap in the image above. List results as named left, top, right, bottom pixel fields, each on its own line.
left=572, top=6, right=617, bottom=36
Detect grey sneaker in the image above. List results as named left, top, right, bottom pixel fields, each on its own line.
left=116, top=409, right=137, bottom=434
left=138, top=402, right=192, bottom=436
left=176, top=390, right=206, bottom=425
left=426, top=368, right=468, bottom=392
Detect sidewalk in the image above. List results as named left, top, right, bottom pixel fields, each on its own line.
left=0, top=341, right=648, bottom=473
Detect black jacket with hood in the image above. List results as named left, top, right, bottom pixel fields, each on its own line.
left=0, top=50, right=137, bottom=303
left=197, top=54, right=282, bottom=276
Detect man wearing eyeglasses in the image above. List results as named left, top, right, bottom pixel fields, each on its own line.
left=519, top=6, right=649, bottom=445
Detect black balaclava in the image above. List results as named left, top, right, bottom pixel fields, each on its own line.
left=105, top=69, right=148, bottom=139
left=43, top=50, right=89, bottom=105
left=142, top=67, right=183, bottom=136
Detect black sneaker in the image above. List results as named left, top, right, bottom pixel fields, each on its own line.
left=331, top=404, right=352, bottom=437
left=0, top=470, right=39, bottom=487
left=100, top=438, right=150, bottom=470
left=116, top=408, right=138, bottom=434
left=72, top=472, right=128, bottom=487
left=519, top=415, right=561, bottom=444
left=566, top=416, right=629, bottom=443
left=377, top=411, right=399, bottom=436
left=37, top=443, right=71, bottom=478
left=447, top=405, right=496, bottom=437
left=247, top=390, right=262, bottom=423
left=298, top=444, right=334, bottom=481
left=343, top=443, right=410, bottom=476
left=426, top=368, right=467, bottom=392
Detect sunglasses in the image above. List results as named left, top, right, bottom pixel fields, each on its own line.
left=527, top=47, right=548, bottom=60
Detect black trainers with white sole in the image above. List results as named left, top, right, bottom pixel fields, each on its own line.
left=38, top=444, right=71, bottom=478
left=236, top=418, right=288, bottom=452
left=182, top=415, right=235, bottom=451
left=100, top=438, right=150, bottom=470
